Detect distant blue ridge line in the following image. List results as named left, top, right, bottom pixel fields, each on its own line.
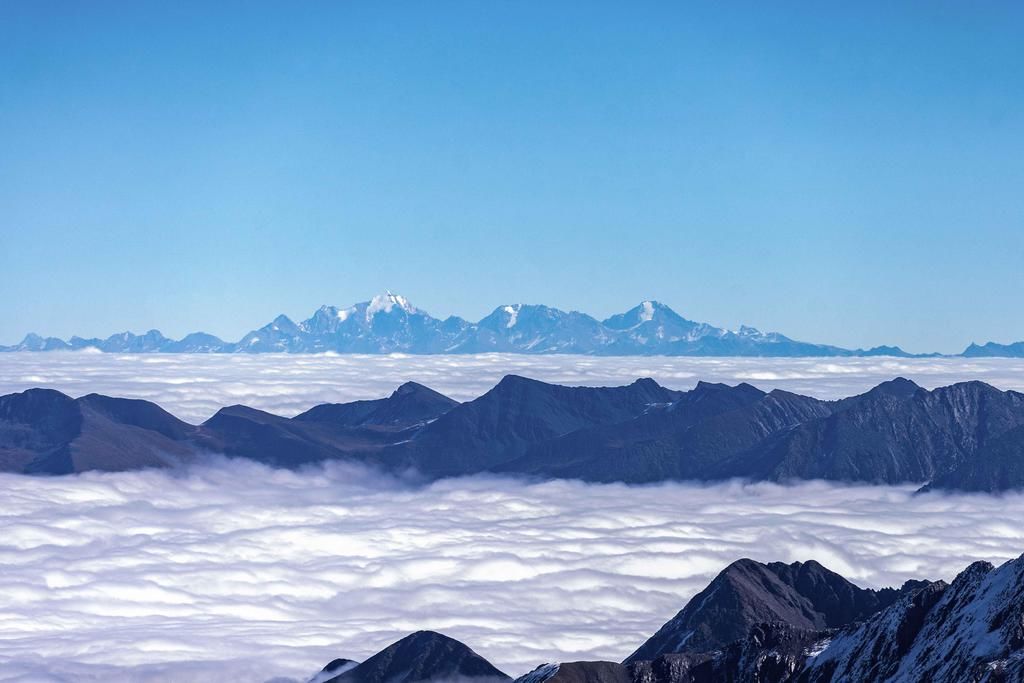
left=0, top=292, right=1008, bottom=357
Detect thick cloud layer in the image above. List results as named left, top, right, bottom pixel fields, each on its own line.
left=0, top=460, right=1022, bottom=683
left=2, top=353, right=1024, bottom=681
left=3, top=352, right=1024, bottom=422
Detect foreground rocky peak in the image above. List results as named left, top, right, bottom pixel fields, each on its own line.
left=506, top=553, right=1024, bottom=683
left=625, top=558, right=915, bottom=662
left=320, top=630, right=510, bottom=683
left=802, top=554, right=1024, bottom=682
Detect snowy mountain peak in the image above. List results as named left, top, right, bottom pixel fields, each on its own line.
left=503, top=304, right=522, bottom=328
left=367, top=291, right=417, bottom=318
left=2, top=295, right=894, bottom=357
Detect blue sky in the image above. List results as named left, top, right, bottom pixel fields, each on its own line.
left=1, top=1, right=1021, bottom=353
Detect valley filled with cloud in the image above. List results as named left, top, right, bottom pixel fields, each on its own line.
left=2, top=354, right=1024, bottom=682
left=1, top=461, right=1022, bottom=682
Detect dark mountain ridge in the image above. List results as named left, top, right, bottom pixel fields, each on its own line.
left=624, top=558, right=924, bottom=662
left=308, top=553, right=1024, bottom=683
left=295, top=381, right=458, bottom=429
left=321, top=630, right=510, bottom=683
left=3, top=377, right=1024, bottom=492
left=375, top=375, right=684, bottom=476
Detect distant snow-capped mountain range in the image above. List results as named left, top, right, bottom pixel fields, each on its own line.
left=0, top=291, right=1010, bottom=357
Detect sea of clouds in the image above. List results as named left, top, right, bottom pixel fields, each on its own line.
left=1, top=353, right=1024, bottom=682
left=2, top=461, right=1024, bottom=683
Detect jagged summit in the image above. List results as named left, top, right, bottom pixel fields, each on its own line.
left=624, top=557, right=915, bottom=663
left=367, top=291, right=417, bottom=316
left=860, top=376, right=922, bottom=400
left=313, top=554, right=1024, bottom=683
left=962, top=340, right=1024, bottom=357
left=602, top=300, right=680, bottom=329
left=0, top=295, right=933, bottom=357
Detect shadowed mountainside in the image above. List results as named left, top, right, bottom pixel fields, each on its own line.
left=308, top=554, right=1024, bottom=683
left=3, top=376, right=1024, bottom=492
left=320, top=631, right=510, bottom=683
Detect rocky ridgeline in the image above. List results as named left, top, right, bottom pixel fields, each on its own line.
left=307, top=554, right=1024, bottom=683
left=3, top=375, right=1024, bottom=492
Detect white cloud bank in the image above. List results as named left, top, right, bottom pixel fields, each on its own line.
left=2, top=353, right=1024, bottom=681
left=0, top=461, right=1022, bottom=683
left=2, top=352, right=1024, bottom=422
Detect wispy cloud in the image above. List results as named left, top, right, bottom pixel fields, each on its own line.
left=0, top=460, right=1021, bottom=682
left=2, top=353, right=1024, bottom=422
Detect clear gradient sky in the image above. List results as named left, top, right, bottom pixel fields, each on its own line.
left=1, top=1, right=1022, bottom=353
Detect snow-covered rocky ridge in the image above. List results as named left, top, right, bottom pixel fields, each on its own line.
left=302, top=554, right=1024, bottom=683
left=1, top=292, right=919, bottom=357
left=800, top=555, right=1024, bottom=682
left=508, top=554, right=1024, bottom=683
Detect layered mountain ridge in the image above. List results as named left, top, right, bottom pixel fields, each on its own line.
left=0, top=292, right=948, bottom=357
left=304, top=553, right=1024, bottom=683
left=4, top=376, right=1024, bottom=492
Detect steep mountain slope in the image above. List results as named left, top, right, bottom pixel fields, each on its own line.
left=510, top=553, right=1024, bottom=683
left=0, top=388, right=197, bottom=474
left=500, top=383, right=830, bottom=482
left=624, top=558, right=918, bottom=662
left=715, top=379, right=1024, bottom=484
left=801, top=554, right=1024, bottom=682
left=924, top=423, right=1024, bottom=492
left=322, top=631, right=510, bottom=683
left=629, top=623, right=827, bottom=683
